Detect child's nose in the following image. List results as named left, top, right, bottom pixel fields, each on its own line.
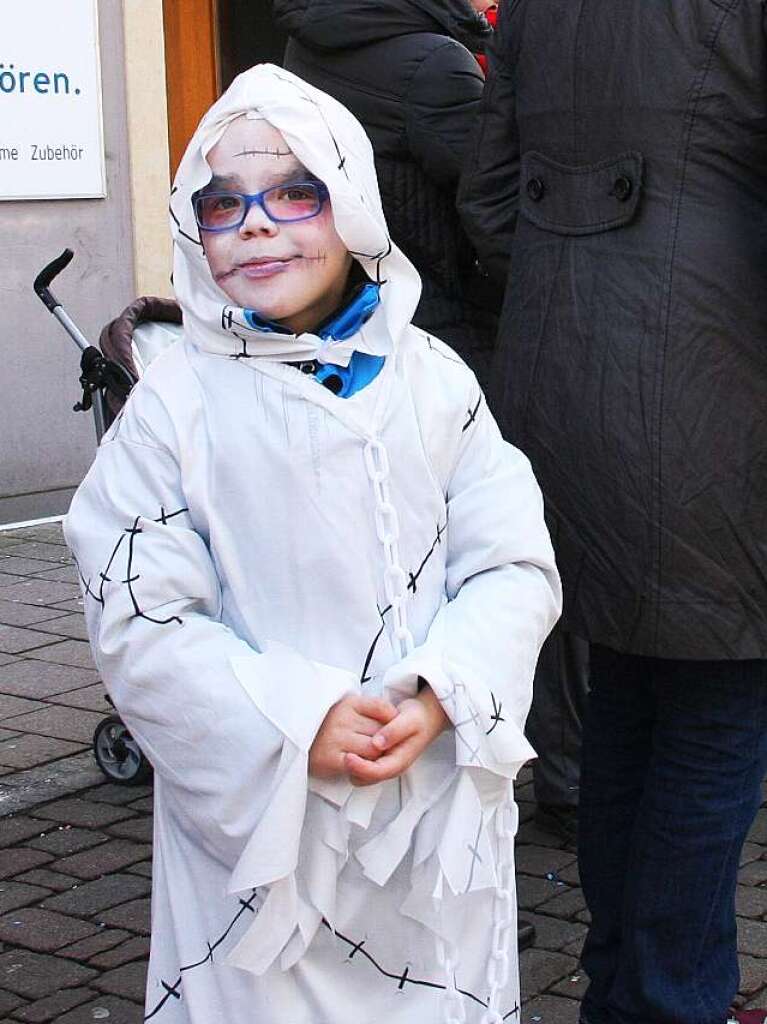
left=239, top=201, right=278, bottom=238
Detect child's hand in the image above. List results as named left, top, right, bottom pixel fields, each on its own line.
left=309, top=695, right=399, bottom=780
left=345, top=685, right=450, bottom=786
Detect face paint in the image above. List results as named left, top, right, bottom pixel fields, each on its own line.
left=200, top=117, right=352, bottom=336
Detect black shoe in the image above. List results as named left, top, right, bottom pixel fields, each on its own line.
left=535, top=803, right=578, bottom=844
left=518, top=918, right=535, bottom=951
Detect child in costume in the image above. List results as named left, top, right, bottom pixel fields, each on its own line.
left=65, top=64, right=560, bottom=1024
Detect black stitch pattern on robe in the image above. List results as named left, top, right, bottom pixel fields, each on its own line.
left=486, top=693, right=505, bottom=735
left=359, top=520, right=447, bottom=683
left=79, top=508, right=190, bottom=630
left=426, top=335, right=463, bottom=365
left=323, top=920, right=520, bottom=1019
left=144, top=891, right=258, bottom=1020
left=462, top=394, right=482, bottom=433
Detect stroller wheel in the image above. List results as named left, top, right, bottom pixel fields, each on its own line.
left=93, top=715, right=152, bottom=786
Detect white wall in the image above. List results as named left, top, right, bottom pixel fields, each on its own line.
left=0, top=2, right=135, bottom=523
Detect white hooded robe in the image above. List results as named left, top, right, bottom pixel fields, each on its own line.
left=64, top=64, right=561, bottom=1024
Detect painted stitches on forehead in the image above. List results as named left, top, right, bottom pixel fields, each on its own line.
left=234, top=145, right=292, bottom=158
left=202, top=162, right=316, bottom=194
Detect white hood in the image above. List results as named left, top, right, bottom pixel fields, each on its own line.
left=169, top=63, right=421, bottom=364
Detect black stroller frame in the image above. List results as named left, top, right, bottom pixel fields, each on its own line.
left=34, top=249, right=153, bottom=785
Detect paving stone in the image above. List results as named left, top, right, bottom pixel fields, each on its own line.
left=31, top=566, right=80, bottom=585
left=518, top=820, right=576, bottom=852
left=0, top=733, right=86, bottom=769
left=0, top=556, right=60, bottom=576
left=49, top=598, right=85, bottom=613
left=88, top=934, right=150, bottom=969
left=740, top=861, right=767, bottom=887
left=1, top=815, right=53, bottom=845
left=0, top=907, right=101, bottom=952
left=0, top=660, right=98, bottom=699
left=56, top=994, right=143, bottom=1023
left=0, top=571, right=27, bottom=587
left=0, top=849, right=54, bottom=879
left=58, top=929, right=131, bottom=962
left=0, top=627, right=62, bottom=656
left=6, top=526, right=68, bottom=546
left=57, top=840, right=153, bottom=880
left=92, top=961, right=148, bottom=1002
left=0, top=988, right=28, bottom=1017
left=519, top=948, right=578, bottom=1004
left=737, top=885, right=767, bottom=920
left=738, top=955, right=767, bottom=998
left=29, top=798, right=134, bottom=829
left=89, top=784, right=152, bottom=806
left=0, top=651, right=20, bottom=665
left=741, top=843, right=763, bottom=867
left=9, top=985, right=96, bottom=1022
left=561, top=937, right=586, bottom=959
left=515, top=846, right=576, bottom=879
left=522, top=994, right=581, bottom=1024
left=749, top=810, right=767, bottom=846
left=744, top=992, right=767, bottom=1010
left=738, top=918, right=767, bottom=957
left=43, top=874, right=151, bottom=917
left=550, top=969, right=589, bottom=999
left=28, top=827, right=109, bottom=857
left=15, top=868, right=81, bottom=892
left=0, top=579, right=81, bottom=607
left=0, top=949, right=98, bottom=997
left=517, top=875, right=562, bottom=911
left=27, top=640, right=95, bottom=670
left=556, top=861, right=581, bottom=887
left=538, top=888, right=587, bottom=920
left=527, top=912, right=588, bottom=952
left=107, top=818, right=153, bottom=844
left=0, top=542, right=71, bottom=564
left=34, top=614, right=89, bottom=642
left=9, top=705, right=105, bottom=744
left=126, top=861, right=152, bottom=879
left=46, top=683, right=110, bottom=713
left=0, top=694, right=42, bottom=719
left=0, top=882, right=51, bottom=914
left=128, top=797, right=152, bottom=813
left=0, top=603, right=69, bottom=628
left=97, top=897, right=151, bottom=935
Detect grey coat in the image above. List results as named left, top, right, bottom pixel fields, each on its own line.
left=459, top=0, right=767, bottom=660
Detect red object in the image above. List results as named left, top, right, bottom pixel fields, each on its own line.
left=476, top=6, right=498, bottom=75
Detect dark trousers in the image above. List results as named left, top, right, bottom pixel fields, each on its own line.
left=579, top=646, right=767, bottom=1024
left=527, top=628, right=590, bottom=808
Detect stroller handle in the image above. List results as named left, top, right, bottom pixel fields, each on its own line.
left=33, top=248, right=74, bottom=312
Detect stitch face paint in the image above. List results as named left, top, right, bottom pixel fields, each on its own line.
left=200, top=117, right=352, bottom=335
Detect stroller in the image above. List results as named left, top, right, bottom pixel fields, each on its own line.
left=34, top=248, right=182, bottom=785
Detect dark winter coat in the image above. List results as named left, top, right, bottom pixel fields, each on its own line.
left=458, top=0, right=767, bottom=660
left=272, top=0, right=499, bottom=387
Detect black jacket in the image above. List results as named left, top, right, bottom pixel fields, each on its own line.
left=459, top=0, right=767, bottom=660
left=273, top=0, right=498, bottom=386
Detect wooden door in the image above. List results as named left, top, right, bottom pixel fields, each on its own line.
left=162, top=0, right=220, bottom=177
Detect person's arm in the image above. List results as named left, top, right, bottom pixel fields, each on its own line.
left=457, top=0, right=522, bottom=284
left=376, top=377, right=561, bottom=781
left=404, top=39, right=486, bottom=189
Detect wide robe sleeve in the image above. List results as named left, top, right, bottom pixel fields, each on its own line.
left=64, top=383, right=357, bottom=880
left=383, top=389, right=561, bottom=776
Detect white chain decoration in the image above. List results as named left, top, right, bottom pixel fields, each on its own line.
left=363, top=436, right=517, bottom=1023
left=364, top=438, right=414, bottom=660
left=480, top=795, right=516, bottom=1024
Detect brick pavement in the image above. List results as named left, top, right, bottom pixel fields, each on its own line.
left=1, top=522, right=767, bottom=1023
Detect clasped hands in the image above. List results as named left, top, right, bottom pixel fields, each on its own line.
left=309, top=682, right=450, bottom=787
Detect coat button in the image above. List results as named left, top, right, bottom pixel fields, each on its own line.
left=612, top=175, right=633, bottom=201
left=526, top=176, right=545, bottom=202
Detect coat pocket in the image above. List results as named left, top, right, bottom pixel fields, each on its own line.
left=520, top=150, right=644, bottom=236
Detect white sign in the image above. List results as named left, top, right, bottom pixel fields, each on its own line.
left=0, top=0, right=106, bottom=200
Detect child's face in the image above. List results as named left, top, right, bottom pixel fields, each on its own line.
left=199, top=117, right=352, bottom=334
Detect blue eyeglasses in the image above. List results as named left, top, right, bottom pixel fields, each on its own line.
left=193, top=180, right=330, bottom=232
